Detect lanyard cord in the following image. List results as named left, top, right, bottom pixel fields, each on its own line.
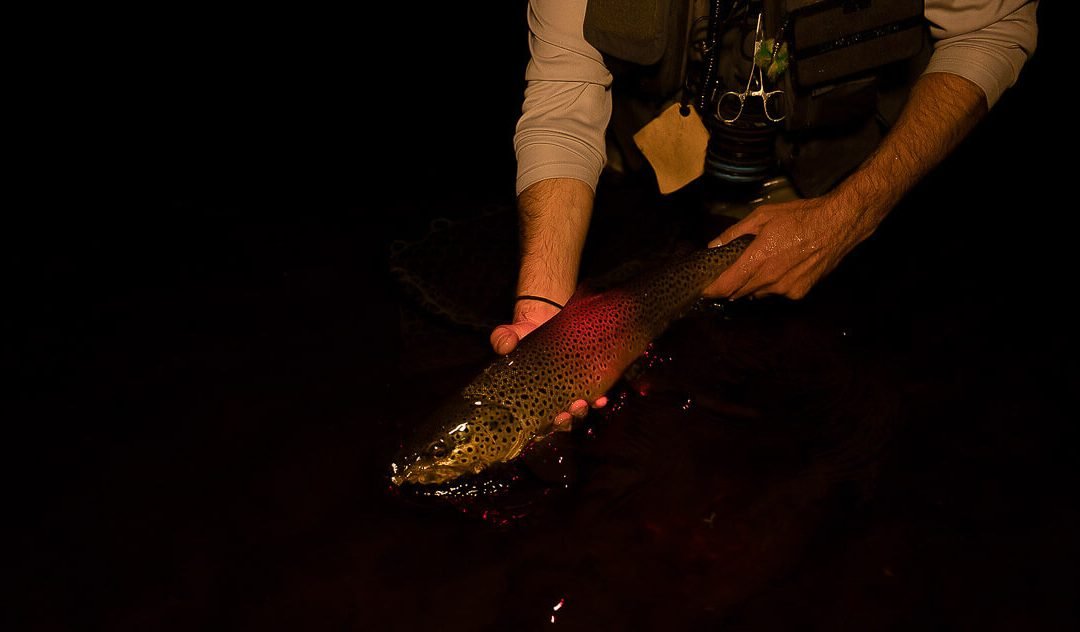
left=696, top=0, right=737, bottom=113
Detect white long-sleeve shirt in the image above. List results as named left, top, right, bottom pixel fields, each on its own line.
left=514, top=0, right=1039, bottom=195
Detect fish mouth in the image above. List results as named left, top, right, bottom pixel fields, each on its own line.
left=390, top=463, right=470, bottom=486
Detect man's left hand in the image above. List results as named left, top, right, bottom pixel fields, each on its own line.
left=703, top=195, right=873, bottom=300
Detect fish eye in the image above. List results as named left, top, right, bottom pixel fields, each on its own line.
left=427, top=440, right=448, bottom=457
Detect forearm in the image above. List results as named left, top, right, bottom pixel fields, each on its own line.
left=709, top=58, right=1012, bottom=300
left=828, top=72, right=988, bottom=237
left=516, top=178, right=594, bottom=305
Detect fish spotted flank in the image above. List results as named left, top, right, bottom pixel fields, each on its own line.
left=391, top=236, right=753, bottom=486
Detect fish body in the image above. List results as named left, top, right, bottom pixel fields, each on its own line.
left=391, top=236, right=752, bottom=486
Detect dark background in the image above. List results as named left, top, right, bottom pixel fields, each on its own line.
left=16, top=4, right=1069, bottom=298
left=10, top=3, right=1076, bottom=630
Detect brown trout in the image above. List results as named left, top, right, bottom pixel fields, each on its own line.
left=390, top=236, right=752, bottom=486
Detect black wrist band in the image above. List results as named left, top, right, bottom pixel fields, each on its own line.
left=515, top=295, right=565, bottom=310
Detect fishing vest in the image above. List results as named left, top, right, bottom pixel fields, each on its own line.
left=584, top=0, right=930, bottom=197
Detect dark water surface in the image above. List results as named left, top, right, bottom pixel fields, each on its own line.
left=12, top=183, right=1076, bottom=630
left=11, top=5, right=1076, bottom=630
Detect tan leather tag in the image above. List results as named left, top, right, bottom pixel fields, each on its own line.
left=632, top=104, right=709, bottom=194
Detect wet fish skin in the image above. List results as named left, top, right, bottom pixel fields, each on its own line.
left=390, top=236, right=753, bottom=486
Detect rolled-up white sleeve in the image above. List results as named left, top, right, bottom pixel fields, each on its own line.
left=514, top=0, right=613, bottom=195
left=924, top=0, right=1038, bottom=108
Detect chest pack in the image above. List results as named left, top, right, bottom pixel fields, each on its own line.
left=584, top=0, right=929, bottom=196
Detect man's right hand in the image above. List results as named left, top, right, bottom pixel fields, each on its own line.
left=489, top=298, right=561, bottom=355
left=490, top=298, right=607, bottom=429
left=499, top=177, right=600, bottom=428
left=496, top=178, right=592, bottom=354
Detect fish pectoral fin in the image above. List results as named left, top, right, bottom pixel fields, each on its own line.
left=519, top=431, right=576, bottom=484
left=623, top=354, right=650, bottom=385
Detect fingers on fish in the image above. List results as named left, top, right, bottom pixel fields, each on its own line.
left=554, top=399, right=592, bottom=432
left=569, top=400, right=589, bottom=418
left=554, top=411, right=574, bottom=432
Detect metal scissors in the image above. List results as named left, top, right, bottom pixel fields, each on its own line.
left=716, top=13, right=786, bottom=124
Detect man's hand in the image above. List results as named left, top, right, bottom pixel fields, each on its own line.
left=490, top=298, right=561, bottom=355
left=489, top=299, right=607, bottom=430
left=706, top=72, right=987, bottom=300
left=703, top=195, right=870, bottom=300
left=493, top=178, right=592, bottom=356
left=492, top=177, right=606, bottom=429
